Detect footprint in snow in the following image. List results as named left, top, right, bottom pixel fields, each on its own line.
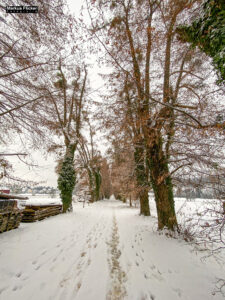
left=76, top=281, right=82, bottom=291
left=12, top=285, right=22, bottom=291
left=22, top=275, right=29, bottom=281
left=35, top=265, right=41, bottom=270
left=150, top=264, right=156, bottom=270
left=16, top=271, right=22, bottom=278
left=150, top=293, right=156, bottom=300
left=80, top=252, right=86, bottom=257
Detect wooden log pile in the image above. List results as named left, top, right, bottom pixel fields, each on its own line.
left=21, top=205, right=62, bottom=222
left=0, top=200, right=22, bottom=233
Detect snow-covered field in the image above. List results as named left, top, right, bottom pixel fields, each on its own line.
left=0, top=197, right=224, bottom=300
left=17, top=194, right=62, bottom=208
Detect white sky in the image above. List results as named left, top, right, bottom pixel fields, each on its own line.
left=67, top=0, right=84, bottom=15
left=1, top=0, right=89, bottom=188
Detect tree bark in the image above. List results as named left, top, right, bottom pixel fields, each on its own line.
left=129, top=195, right=132, bottom=207
left=94, top=169, right=101, bottom=201
left=148, top=137, right=178, bottom=230
left=134, top=145, right=150, bottom=216
left=87, top=168, right=95, bottom=203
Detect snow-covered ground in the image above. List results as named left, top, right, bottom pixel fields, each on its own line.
left=0, top=197, right=224, bottom=300
left=17, top=194, right=62, bottom=208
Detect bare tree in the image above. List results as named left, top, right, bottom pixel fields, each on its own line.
left=42, top=59, right=88, bottom=212
left=76, top=122, right=102, bottom=203
left=86, top=0, right=225, bottom=230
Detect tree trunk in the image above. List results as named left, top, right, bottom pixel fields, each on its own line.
left=152, top=175, right=177, bottom=230
left=88, top=168, right=101, bottom=202
left=139, top=187, right=150, bottom=215
left=87, top=169, right=95, bottom=202
left=94, top=169, right=101, bottom=201
left=129, top=195, right=132, bottom=207
left=148, top=138, right=178, bottom=230
left=58, top=144, right=76, bottom=213
left=134, top=145, right=150, bottom=216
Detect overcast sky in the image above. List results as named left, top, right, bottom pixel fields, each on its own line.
left=67, top=0, right=84, bottom=14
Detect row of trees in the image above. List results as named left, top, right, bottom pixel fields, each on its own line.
left=86, top=0, right=225, bottom=230
left=1, top=0, right=224, bottom=233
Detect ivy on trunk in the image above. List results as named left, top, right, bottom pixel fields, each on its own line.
left=58, top=145, right=76, bottom=213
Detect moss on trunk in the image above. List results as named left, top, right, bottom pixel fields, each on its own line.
left=134, top=145, right=150, bottom=216
left=151, top=174, right=177, bottom=230
left=94, top=169, right=101, bottom=201
left=148, top=138, right=178, bottom=230
left=87, top=169, right=95, bottom=202
left=88, top=168, right=102, bottom=202
left=58, top=145, right=76, bottom=213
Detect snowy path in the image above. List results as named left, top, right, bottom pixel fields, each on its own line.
left=0, top=199, right=224, bottom=300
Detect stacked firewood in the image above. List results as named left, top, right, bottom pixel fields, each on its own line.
left=0, top=199, right=22, bottom=233
left=21, top=205, right=62, bottom=222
